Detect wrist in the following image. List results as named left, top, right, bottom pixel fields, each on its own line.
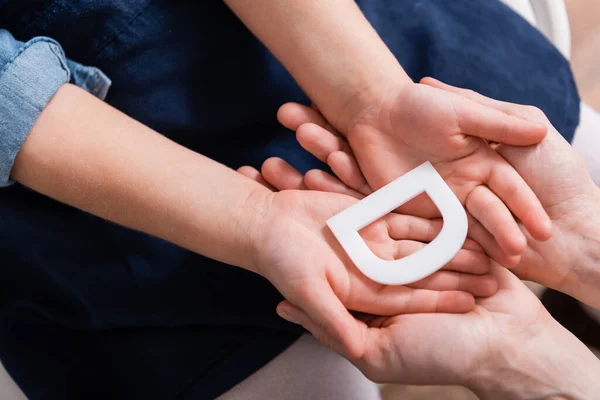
left=334, top=74, right=412, bottom=136
left=467, top=320, right=600, bottom=400
left=333, top=73, right=412, bottom=135
left=236, top=187, right=276, bottom=276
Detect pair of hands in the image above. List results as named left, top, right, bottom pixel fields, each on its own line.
left=241, top=78, right=600, bottom=395
left=278, top=78, right=600, bottom=308
left=242, top=76, right=551, bottom=356
left=242, top=78, right=545, bottom=357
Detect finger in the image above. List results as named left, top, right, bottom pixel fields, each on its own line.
left=237, top=166, right=276, bottom=191
left=441, top=247, right=491, bottom=274
left=420, top=79, right=547, bottom=145
left=407, top=271, right=498, bottom=297
left=487, top=161, right=553, bottom=241
left=462, top=237, right=485, bottom=254
left=354, top=286, right=475, bottom=315
left=276, top=300, right=361, bottom=359
left=422, top=77, right=550, bottom=125
left=422, top=77, right=514, bottom=111
left=261, top=157, right=307, bottom=190
left=466, top=185, right=527, bottom=256
left=453, top=97, right=547, bottom=145
left=384, top=212, right=487, bottom=255
left=284, top=280, right=366, bottom=358
left=393, top=240, right=491, bottom=275
left=278, top=103, right=339, bottom=134
left=383, top=214, right=442, bottom=242
left=467, top=213, right=522, bottom=268
left=384, top=214, right=490, bottom=272
left=304, top=169, right=365, bottom=199
left=297, top=123, right=352, bottom=163
left=327, top=151, right=373, bottom=196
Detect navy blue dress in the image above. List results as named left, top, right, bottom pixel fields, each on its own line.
left=0, top=0, right=579, bottom=398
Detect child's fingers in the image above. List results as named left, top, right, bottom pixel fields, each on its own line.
left=261, top=157, right=307, bottom=190
left=327, top=151, right=373, bottom=196
left=351, top=285, right=475, bottom=315
left=297, top=123, right=353, bottom=163
left=278, top=103, right=339, bottom=134
left=383, top=213, right=442, bottom=242
left=467, top=209, right=522, bottom=268
left=466, top=185, right=527, bottom=256
left=237, top=166, right=276, bottom=191
left=442, top=247, right=491, bottom=274
left=422, top=77, right=514, bottom=111
left=393, top=240, right=490, bottom=275
left=388, top=201, right=515, bottom=269
left=407, top=271, right=498, bottom=297
left=462, top=237, right=486, bottom=254
left=304, top=169, right=364, bottom=199
left=487, top=161, right=553, bottom=241
left=451, top=95, right=547, bottom=146
left=421, top=78, right=547, bottom=146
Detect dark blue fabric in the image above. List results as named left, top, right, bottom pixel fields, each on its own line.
left=0, top=0, right=579, bottom=399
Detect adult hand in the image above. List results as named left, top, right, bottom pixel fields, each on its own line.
left=237, top=163, right=496, bottom=358
left=276, top=264, right=600, bottom=399
left=422, top=78, right=600, bottom=309
left=256, top=150, right=600, bottom=398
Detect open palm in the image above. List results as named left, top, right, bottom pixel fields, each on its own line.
left=423, top=79, right=600, bottom=309
left=277, top=264, right=563, bottom=395
left=239, top=164, right=496, bottom=357
left=280, top=80, right=553, bottom=266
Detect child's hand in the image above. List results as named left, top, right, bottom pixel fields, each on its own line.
left=278, top=82, right=552, bottom=266
left=236, top=163, right=496, bottom=357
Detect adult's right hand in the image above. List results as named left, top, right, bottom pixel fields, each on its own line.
left=276, top=264, right=600, bottom=399
left=258, top=148, right=600, bottom=399
left=423, top=78, right=600, bottom=310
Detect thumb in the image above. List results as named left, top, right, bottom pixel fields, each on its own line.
left=276, top=300, right=360, bottom=360
left=421, top=77, right=548, bottom=145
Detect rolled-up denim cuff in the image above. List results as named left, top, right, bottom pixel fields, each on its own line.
left=0, top=37, right=70, bottom=187
left=67, top=59, right=112, bottom=100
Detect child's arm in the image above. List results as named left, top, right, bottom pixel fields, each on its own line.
left=12, top=84, right=492, bottom=358
left=12, top=84, right=271, bottom=271
left=223, top=0, right=410, bottom=132
left=224, top=1, right=553, bottom=264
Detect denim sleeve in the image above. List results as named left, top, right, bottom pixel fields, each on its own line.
left=0, top=29, right=111, bottom=187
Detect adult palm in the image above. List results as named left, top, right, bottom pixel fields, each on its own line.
left=423, top=78, right=600, bottom=309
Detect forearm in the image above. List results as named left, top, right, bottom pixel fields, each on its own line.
left=223, top=0, right=410, bottom=131
left=12, top=84, right=271, bottom=272
left=470, top=320, right=600, bottom=400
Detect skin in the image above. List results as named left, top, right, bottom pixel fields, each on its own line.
left=423, top=78, right=600, bottom=309
left=276, top=265, right=600, bottom=400
left=262, top=80, right=600, bottom=397
left=6, top=0, right=561, bottom=379
left=12, top=84, right=495, bottom=360
left=276, top=79, right=600, bottom=310
left=224, top=0, right=553, bottom=266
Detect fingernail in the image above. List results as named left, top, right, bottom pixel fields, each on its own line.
left=277, top=307, right=300, bottom=325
